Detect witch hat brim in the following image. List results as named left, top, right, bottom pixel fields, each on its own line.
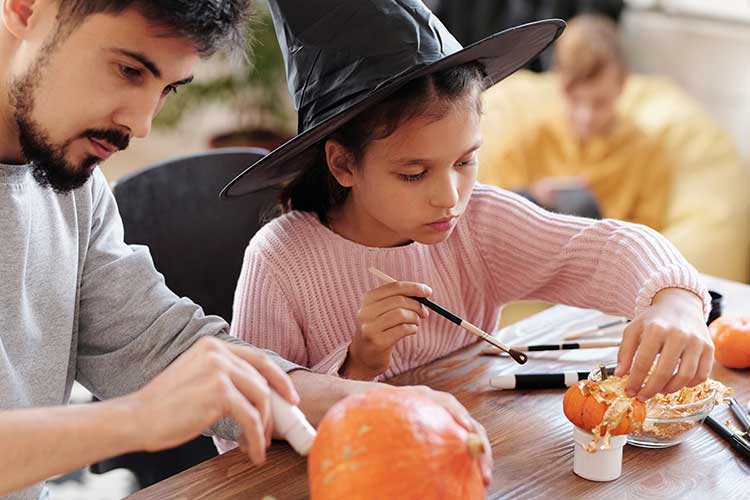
left=220, top=19, right=565, bottom=199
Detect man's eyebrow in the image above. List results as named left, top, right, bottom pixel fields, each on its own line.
left=111, top=48, right=194, bottom=86
left=112, top=49, right=162, bottom=78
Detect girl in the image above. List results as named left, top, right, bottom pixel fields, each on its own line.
left=225, top=2, right=712, bottom=404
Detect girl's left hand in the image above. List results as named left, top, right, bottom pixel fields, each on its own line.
left=615, top=288, right=714, bottom=400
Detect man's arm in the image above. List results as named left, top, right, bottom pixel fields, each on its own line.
left=1, top=355, right=492, bottom=496
left=74, top=173, right=304, bottom=434
left=0, top=399, right=139, bottom=496
left=290, top=369, right=375, bottom=425
left=1, top=336, right=299, bottom=496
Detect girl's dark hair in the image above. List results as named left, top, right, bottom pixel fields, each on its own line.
left=280, top=62, right=487, bottom=224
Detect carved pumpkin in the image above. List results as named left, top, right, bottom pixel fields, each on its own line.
left=563, top=379, right=646, bottom=435
left=709, top=316, right=750, bottom=369
left=308, top=387, right=484, bottom=500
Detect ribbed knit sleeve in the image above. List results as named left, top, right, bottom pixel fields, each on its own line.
left=230, top=247, right=310, bottom=367
left=467, top=185, right=710, bottom=318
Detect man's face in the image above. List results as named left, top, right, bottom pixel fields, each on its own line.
left=560, top=65, right=625, bottom=140
left=10, top=8, right=199, bottom=192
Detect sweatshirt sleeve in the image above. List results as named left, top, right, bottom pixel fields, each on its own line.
left=230, top=245, right=311, bottom=368
left=75, top=171, right=302, bottom=402
left=467, top=184, right=710, bottom=319
left=231, top=239, right=356, bottom=378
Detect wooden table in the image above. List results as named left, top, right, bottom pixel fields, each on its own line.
left=129, top=276, right=750, bottom=499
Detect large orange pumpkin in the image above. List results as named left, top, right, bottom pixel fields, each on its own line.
left=709, top=316, right=750, bottom=369
left=308, top=387, right=484, bottom=500
left=563, top=379, right=646, bottom=435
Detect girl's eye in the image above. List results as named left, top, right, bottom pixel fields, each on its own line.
left=399, top=171, right=426, bottom=182
left=162, top=85, right=178, bottom=97
left=119, top=65, right=142, bottom=80
left=456, top=158, right=478, bottom=168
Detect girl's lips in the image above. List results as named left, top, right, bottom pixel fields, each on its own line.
left=427, top=216, right=457, bottom=232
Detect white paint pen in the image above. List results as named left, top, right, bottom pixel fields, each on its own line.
left=270, top=390, right=316, bottom=456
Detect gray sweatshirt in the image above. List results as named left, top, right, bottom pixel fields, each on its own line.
left=0, top=164, right=300, bottom=500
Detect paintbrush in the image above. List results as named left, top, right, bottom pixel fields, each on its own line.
left=481, top=339, right=621, bottom=355
left=368, top=267, right=527, bottom=365
left=562, top=318, right=629, bottom=340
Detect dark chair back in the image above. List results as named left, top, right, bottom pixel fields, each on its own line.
left=91, top=147, right=279, bottom=488
left=112, top=147, right=278, bottom=321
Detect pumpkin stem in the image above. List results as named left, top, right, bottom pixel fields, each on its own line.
left=467, top=433, right=484, bottom=458
left=599, top=363, right=608, bottom=381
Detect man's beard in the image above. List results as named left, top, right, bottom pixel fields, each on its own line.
left=9, top=55, right=130, bottom=193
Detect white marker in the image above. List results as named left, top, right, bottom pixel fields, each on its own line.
left=270, top=391, right=316, bottom=455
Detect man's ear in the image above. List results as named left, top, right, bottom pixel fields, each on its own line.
left=325, top=139, right=356, bottom=188
left=3, top=0, right=40, bottom=40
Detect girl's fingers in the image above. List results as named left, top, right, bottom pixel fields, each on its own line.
left=381, top=323, right=419, bottom=346
left=361, top=295, right=428, bottom=322
left=615, top=321, right=641, bottom=376
left=625, top=331, right=663, bottom=397
left=374, top=295, right=429, bottom=319
left=661, top=339, right=702, bottom=395
left=637, top=333, right=683, bottom=400
left=688, top=348, right=714, bottom=388
left=374, top=308, right=422, bottom=333
left=362, top=281, right=432, bottom=306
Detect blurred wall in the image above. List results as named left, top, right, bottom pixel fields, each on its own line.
left=621, top=8, right=750, bottom=161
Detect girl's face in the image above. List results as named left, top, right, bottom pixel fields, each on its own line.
left=330, top=103, right=482, bottom=247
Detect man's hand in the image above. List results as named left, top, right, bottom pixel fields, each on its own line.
left=127, top=336, right=298, bottom=464
left=406, top=385, right=493, bottom=486
left=615, top=288, right=713, bottom=400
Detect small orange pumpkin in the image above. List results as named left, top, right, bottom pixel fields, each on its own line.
left=563, top=380, right=646, bottom=435
left=710, top=316, right=750, bottom=369
left=308, top=387, right=484, bottom=500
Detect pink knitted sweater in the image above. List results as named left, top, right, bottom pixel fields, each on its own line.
left=230, top=184, right=709, bottom=379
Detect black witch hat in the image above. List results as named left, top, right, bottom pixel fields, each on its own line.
left=220, top=0, right=564, bottom=198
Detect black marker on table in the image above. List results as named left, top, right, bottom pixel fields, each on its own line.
left=704, top=414, right=750, bottom=460
left=728, top=397, right=750, bottom=432
left=489, top=367, right=615, bottom=390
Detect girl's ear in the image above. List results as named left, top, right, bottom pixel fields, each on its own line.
left=325, top=140, right=356, bottom=188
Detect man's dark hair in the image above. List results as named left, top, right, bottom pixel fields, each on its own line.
left=53, top=0, right=251, bottom=56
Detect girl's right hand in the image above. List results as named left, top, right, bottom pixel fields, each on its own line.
left=341, top=281, right=432, bottom=380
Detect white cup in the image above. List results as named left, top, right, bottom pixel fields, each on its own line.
left=572, top=426, right=627, bottom=481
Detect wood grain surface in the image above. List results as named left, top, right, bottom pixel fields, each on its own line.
left=128, top=275, right=750, bottom=500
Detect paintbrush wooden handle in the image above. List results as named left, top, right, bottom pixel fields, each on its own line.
left=562, top=319, right=628, bottom=340
left=481, top=340, right=621, bottom=354
left=368, top=267, right=527, bottom=364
